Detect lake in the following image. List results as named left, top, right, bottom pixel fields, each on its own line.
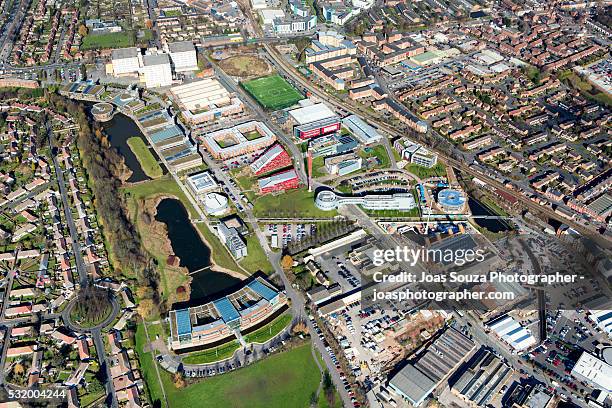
left=97, top=112, right=156, bottom=183
left=154, top=198, right=241, bottom=301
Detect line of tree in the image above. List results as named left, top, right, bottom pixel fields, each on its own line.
left=44, top=93, right=162, bottom=316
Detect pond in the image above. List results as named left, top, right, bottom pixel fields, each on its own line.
left=97, top=112, right=156, bottom=183
left=468, top=197, right=512, bottom=233
left=154, top=198, right=241, bottom=300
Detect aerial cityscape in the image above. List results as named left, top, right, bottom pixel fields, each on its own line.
left=0, top=0, right=610, bottom=407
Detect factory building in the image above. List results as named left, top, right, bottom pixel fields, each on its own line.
left=486, top=314, right=536, bottom=352
left=571, top=352, right=612, bottom=392
left=388, top=327, right=476, bottom=406
left=342, top=114, right=382, bottom=145
left=451, top=348, right=513, bottom=407
left=288, top=103, right=341, bottom=139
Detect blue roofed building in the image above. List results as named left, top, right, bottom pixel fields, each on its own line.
left=168, top=277, right=288, bottom=351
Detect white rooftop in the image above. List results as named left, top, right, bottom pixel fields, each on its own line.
left=572, top=352, right=612, bottom=392
left=289, top=103, right=337, bottom=125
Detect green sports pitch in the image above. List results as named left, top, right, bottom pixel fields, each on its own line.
left=241, top=74, right=304, bottom=110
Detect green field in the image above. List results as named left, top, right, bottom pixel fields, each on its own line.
left=239, top=234, right=274, bottom=274
left=81, top=32, right=133, bottom=50
left=244, top=313, right=292, bottom=344
left=242, top=74, right=304, bottom=110
left=252, top=188, right=337, bottom=218
left=182, top=340, right=240, bottom=364
left=127, top=137, right=163, bottom=179
left=405, top=163, right=447, bottom=179
left=136, top=325, right=322, bottom=408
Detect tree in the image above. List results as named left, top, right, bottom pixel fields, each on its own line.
left=78, top=24, right=88, bottom=37
left=13, top=363, right=25, bottom=376
left=281, top=255, right=293, bottom=270
left=173, top=373, right=186, bottom=388
left=145, top=19, right=153, bottom=29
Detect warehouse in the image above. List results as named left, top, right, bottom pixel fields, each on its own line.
left=486, top=314, right=536, bottom=352
left=388, top=327, right=476, bottom=406
left=451, top=348, right=513, bottom=407
left=289, top=103, right=341, bottom=139
left=571, top=352, right=612, bottom=392
left=342, top=114, right=382, bottom=145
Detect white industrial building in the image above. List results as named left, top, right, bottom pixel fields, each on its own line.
left=486, top=314, right=536, bottom=352
left=168, top=41, right=198, bottom=72
left=141, top=53, right=173, bottom=88
left=342, top=114, right=382, bottom=145
left=589, top=310, right=612, bottom=335
left=571, top=352, right=612, bottom=392
left=111, top=47, right=141, bottom=76
left=259, top=9, right=285, bottom=25
left=289, top=102, right=337, bottom=125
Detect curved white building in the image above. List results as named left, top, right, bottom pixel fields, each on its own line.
left=203, top=192, right=229, bottom=215
left=315, top=190, right=416, bottom=211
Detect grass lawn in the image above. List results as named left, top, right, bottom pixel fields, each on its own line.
left=127, top=137, right=163, bottom=179
left=123, top=175, right=198, bottom=219
left=239, top=234, right=273, bottom=274
left=358, top=145, right=390, bottom=168
left=182, top=340, right=240, bottom=364
left=195, top=223, right=244, bottom=274
left=165, top=343, right=321, bottom=407
left=252, top=188, right=337, bottom=218
left=365, top=207, right=421, bottom=218
left=405, top=163, right=447, bottom=179
left=242, top=74, right=304, bottom=110
left=81, top=31, right=133, bottom=50
left=244, top=130, right=263, bottom=141
left=135, top=323, right=167, bottom=407
left=244, top=313, right=292, bottom=344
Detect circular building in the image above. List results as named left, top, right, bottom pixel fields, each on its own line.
left=437, top=189, right=466, bottom=212
left=91, top=102, right=114, bottom=122
left=203, top=192, right=229, bottom=216
left=602, top=347, right=612, bottom=365
left=315, top=190, right=339, bottom=211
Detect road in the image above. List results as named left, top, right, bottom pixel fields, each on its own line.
left=48, top=129, right=89, bottom=287
left=47, top=127, right=119, bottom=408
left=210, top=60, right=307, bottom=183
left=260, top=43, right=612, bottom=249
